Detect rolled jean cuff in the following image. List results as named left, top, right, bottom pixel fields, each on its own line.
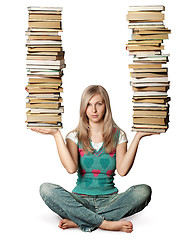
left=79, top=216, right=104, bottom=232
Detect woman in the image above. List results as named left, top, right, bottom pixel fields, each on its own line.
left=31, top=85, right=157, bottom=233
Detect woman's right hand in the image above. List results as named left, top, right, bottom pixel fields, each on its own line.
left=30, top=128, right=59, bottom=137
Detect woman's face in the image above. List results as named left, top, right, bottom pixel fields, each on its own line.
left=85, top=94, right=106, bottom=124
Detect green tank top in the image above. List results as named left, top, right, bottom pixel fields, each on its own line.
left=72, top=130, right=120, bottom=195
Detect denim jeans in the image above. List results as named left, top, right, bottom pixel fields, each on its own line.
left=39, top=182, right=152, bottom=232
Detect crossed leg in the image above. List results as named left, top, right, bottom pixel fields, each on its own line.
left=40, top=183, right=151, bottom=233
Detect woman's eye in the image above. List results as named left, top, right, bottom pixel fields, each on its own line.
left=97, top=102, right=102, bottom=105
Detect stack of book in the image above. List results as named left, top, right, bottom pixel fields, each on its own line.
left=126, top=5, right=171, bottom=133
left=25, top=6, right=65, bottom=129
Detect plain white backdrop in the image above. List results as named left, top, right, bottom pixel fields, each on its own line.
left=0, top=0, right=193, bottom=239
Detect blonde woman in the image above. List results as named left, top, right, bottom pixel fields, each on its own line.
left=31, top=85, right=157, bottom=233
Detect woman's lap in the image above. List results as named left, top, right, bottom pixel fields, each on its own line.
left=39, top=182, right=152, bottom=231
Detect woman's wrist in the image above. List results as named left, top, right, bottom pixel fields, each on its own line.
left=53, top=129, right=61, bottom=138
left=134, top=132, right=143, bottom=141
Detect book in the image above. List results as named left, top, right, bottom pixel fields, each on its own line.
left=132, top=127, right=166, bottom=133
left=133, top=29, right=171, bottom=34
left=27, top=122, right=62, bottom=128
left=29, top=14, right=62, bottom=21
left=126, top=45, right=164, bottom=51
left=129, top=64, right=162, bottom=69
left=126, top=12, right=165, bottom=21
left=131, top=83, right=170, bottom=87
left=28, top=47, right=62, bottom=52
left=26, top=40, right=62, bottom=45
left=28, top=21, right=61, bottom=29
left=130, top=72, right=167, bottom=78
left=133, top=116, right=168, bottom=125
left=132, top=86, right=169, bottom=91
left=27, top=7, right=63, bottom=11
left=26, top=111, right=62, bottom=122
left=133, top=98, right=170, bottom=104
left=131, top=77, right=169, bottom=82
left=133, top=91, right=167, bottom=97
left=28, top=77, right=62, bottom=83
left=132, top=34, right=168, bottom=40
left=129, top=51, right=161, bottom=56
left=128, top=6, right=165, bottom=12
left=30, top=106, right=64, bottom=113
left=26, top=102, right=61, bottom=109
left=133, top=110, right=168, bottom=117
left=26, top=59, right=65, bottom=65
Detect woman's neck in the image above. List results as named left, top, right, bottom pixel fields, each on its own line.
left=89, top=120, right=104, bottom=142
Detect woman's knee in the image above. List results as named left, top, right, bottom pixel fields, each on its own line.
left=39, top=182, right=60, bottom=198
left=140, top=184, right=152, bottom=197
left=134, top=184, right=152, bottom=201
left=127, top=184, right=152, bottom=201
left=39, top=182, right=71, bottom=200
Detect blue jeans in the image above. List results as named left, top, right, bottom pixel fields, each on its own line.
left=40, top=182, right=152, bottom=232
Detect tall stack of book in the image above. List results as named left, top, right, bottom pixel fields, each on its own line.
left=25, top=6, right=65, bottom=129
left=126, top=5, right=171, bottom=133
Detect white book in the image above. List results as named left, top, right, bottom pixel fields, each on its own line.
left=131, top=77, right=169, bottom=83
left=26, top=59, right=64, bottom=65
left=27, top=65, right=65, bottom=70
left=129, top=25, right=165, bottom=29
left=28, top=28, right=62, bottom=32
left=26, top=31, right=59, bottom=36
left=27, top=68, right=60, bottom=72
left=27, top=70, right=61, bottom=75
left=131, top=82, right=170, bottom=87
left=30, top=107, right=64, bottom=113
left=128, top=5, right=165, bottom=12
left=129, top=51, right=161, bottom=56
left=133, top=56, right=168, bottom=61
left=133, top=54, right=170, bottom=58
left=133, top=102, right=168, bottom=107
left=28, top=93, right=60, bottom=98
left=29, top=20, right=61, bottom=22
left=26, top=40, right=62, bottom=45
left=133, top=91, right=167, bottom=97
left=27, top=123, right=62, bottom=128
left=128, top=22, right=164, bottom=26
left=28, top=6, right=63, bottom=11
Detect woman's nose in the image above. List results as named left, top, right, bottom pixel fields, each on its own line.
left=92, top=105, right=97, bottom=112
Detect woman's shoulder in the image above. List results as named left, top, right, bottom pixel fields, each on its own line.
left=113, top=126, right=128, bottom=144
left=118, top=129, right=128, bottom=144
left=66, top=131, right=78, bottom=145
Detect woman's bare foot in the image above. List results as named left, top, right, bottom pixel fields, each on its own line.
left=99, top=220, right=133, bottom=233
left=58, top=218, right=133, bottom=233
left=58, top=218, right=78, bottom=230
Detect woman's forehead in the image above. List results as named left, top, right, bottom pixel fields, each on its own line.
left=88, top=94, right=104, bottom=103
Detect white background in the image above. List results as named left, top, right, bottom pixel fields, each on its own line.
left=1, top=0, right=193, bottom=239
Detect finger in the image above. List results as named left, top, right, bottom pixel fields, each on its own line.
left=30, top=128, right=49, bottom=134
left=58, top=223, right=63, bottom=228
left=60, top=223, right=67, bottom=229
left=36, top=128, right=53, bottom=133
left=58, top=220, right=63, bottom=228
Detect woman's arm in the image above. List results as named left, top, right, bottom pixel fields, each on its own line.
left=31, top=128, right=78, bottom=174
left=116, top=132, right=159, bottom=176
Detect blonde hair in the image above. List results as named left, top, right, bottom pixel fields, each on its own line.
left=72, top=85, right=125, bottom=154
